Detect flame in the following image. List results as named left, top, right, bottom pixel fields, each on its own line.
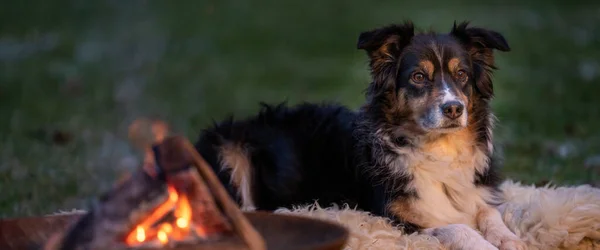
left=161, top=223, right=173, bottom=233
left=175, top=195, right=191, bottom=229
left=157, top=230, right=168, bottom=244
left=135, top=226, right=145, bottom=242
left=169, top=186, right=179, bottom=202
left=125, top=185, right=195, bottom=247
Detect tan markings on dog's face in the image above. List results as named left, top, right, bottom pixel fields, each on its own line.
left=390, top=34, right=475, bottom=134
left=448, top=58, right=461, bottom=73
left=419, top=60, right=435, bottom=80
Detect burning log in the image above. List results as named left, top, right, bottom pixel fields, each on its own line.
left=43, top=119, right=266, bottom=250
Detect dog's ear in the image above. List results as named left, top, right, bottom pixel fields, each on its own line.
left=450, top=21, right=510, bottom=52
left=357, top=22, right=415, bottom=84
left=450, top=21, right=510, bottom=99
left=357, top=22, right=415, bottom=53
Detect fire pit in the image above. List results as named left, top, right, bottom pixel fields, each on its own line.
left=0, top=120, right=349, bottom=250
left=1, top=212, right=348, bottom=250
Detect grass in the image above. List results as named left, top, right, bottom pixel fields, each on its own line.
left=1, top=1, right=599, bottom=218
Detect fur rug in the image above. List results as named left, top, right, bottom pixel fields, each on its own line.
left=52, top=180, right=600, bottom=250
left=273, top=180, right=600, bottom=250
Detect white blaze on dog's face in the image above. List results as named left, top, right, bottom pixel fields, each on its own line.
left=397, top=37, right=473, bottom=133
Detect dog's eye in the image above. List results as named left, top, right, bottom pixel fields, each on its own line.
left=411, top=72, right=426, bottom=83
left=456, top=70, right=468, bottom=82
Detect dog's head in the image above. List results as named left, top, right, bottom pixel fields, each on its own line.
left=358, top=21, right=509, bottom=137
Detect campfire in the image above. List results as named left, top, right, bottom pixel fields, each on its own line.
left=42, top=119, right=265, bottom=250
left=0, top=119, right=349, bottom=250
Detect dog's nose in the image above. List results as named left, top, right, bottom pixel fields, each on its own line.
left=441, top=101, right=464, bottom=120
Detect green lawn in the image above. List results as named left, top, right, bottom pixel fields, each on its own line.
left=1, top=1, right=599, bottom=218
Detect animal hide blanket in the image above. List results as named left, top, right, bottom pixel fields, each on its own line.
left=273, top=180, right=600, bottom=250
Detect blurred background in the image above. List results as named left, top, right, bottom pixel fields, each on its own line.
left=1, top=0, right=599, bottom=217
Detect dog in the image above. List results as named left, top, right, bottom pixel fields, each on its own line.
left=194, top=21, right=526, bottom=250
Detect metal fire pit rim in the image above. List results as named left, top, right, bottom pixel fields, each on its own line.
left=0, top=210, right=349, bottom=250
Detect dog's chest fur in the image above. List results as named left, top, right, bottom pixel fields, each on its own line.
left=386, top=129, right=494, bottom=228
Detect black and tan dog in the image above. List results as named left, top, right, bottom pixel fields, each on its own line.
left=195, top=21, right=526, bottom=250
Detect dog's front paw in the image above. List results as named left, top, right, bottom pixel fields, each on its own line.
left=498, top=238, right=527, bottom=250
left=484, top=231, right=527, bottom=250
left=423, top=224, right=498, bottom=250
